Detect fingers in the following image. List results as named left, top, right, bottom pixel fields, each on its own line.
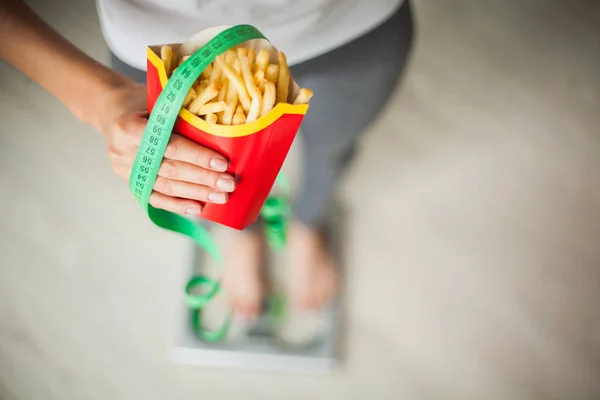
left=153, top=176, right=229, bottom=204
left=149, top=192, right=203, bottom=216
left=164, top=134, right=229, bottom=172
left=157, top=159, right=235, bottom=192
left=108, top=115, right=236, bottom=211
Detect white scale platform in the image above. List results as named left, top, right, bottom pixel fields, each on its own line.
left=170, top=208, right=345, bottom=373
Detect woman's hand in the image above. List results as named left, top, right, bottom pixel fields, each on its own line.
left=99, top=81, right=235, bottom=216
left=0, top=1, right=234, bottom=216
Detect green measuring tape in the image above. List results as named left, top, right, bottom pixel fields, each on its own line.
left=129, top=25, right=291, bottom=342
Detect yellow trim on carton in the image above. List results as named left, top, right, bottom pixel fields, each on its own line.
left=146, top=47, right=308, bottom=138
left=148, top=47, right=170, bottom=88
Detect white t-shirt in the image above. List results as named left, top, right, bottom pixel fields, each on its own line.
left=96, top=0, right=404, bottom=70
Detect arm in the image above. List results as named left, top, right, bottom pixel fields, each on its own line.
left=0, top=0, right=236, bottom=215
left=0, top=0, right=129, bottom=131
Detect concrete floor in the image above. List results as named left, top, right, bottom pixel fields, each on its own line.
left=2, top=0, right=600, bottom=399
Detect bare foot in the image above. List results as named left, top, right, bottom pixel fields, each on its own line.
left=288, top=221, right=339, bottom=311
left=221, top=230, right=265, bottom=319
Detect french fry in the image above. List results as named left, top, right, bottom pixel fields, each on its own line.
left=178, top=55, right=190, bottom=66
left=205, top=113, right=218, bottom=124
left=256, top=49, right=270, bottom=72
left=253, top=70, right=265, bottom=86
left=248, top=49, right=256, bottom=72
left=172, top=55, right=185, bottom=74
left=237, top=48, right=262, bottom=101
left=201, top=63, right=213, bottom=80
left=224, top=49, right=237, bottom=64
left=188, top=81, right=220, bottom=114
left=218, top=79, right=228, bottom=102
left=161, top=45, right=175, bottom=77
left=266, top=64, right=279, bottom=84
left=246, top=96, right=262, bottom=123
left=276, top=51, right=290, bottom=103
left=182, top=88, right=196, bottom=108
left=232, top=116, right=245, bottom=126
left=222, top=78, right=239, bottom=125
left=209, top=61, right=223, bottom=83
left=216, top=55, right=252, bottom=112
left=293, top=88, right=314, bottom=105
left=194, top=71, right=204, bottom=88
left=197, top=101, right=227, bottom=115
left=216, top=78, right=229, bottom=123
left=195, top=79, right=209, bottom=95
left=238, top=48, right=262, bottom=122
left=260, top=82, right=276, bottom=117
left=232, top=105, right=246, bottom=125
left=258, top=79, right=267, bottom=94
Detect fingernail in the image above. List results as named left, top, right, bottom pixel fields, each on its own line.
left=208, top=192, right=227, bottom=204
left=210, top=157, right=228, bottom=172
left=186, top=207, right=202, bottom=215
left=216, top=178, right=235, bottom=192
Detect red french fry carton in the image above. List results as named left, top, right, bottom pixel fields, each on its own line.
left=145, top=27, right=309, bottom=230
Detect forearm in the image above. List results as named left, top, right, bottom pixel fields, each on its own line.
left=0, top=0, right=132, bottom=130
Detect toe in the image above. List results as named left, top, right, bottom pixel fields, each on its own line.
left=230, top=298, right=244, bottom=316
left=244, top=295, right=261, bottom=318
left=314, top=291, right=326, bottom=309
left=243, top=292, right=262, bottom=318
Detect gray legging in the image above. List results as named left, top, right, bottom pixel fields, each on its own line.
left=110, top=1, right=414, bottom=229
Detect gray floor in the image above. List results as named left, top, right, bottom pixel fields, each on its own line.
left=2, top=0, right=600, bottom=399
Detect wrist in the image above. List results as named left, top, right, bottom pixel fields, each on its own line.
left=74, top=69, right=134, bottom=132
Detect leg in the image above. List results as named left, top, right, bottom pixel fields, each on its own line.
left=109, top=52, right=265, bottom=319
left=287, top=1, right=415, bottom=310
